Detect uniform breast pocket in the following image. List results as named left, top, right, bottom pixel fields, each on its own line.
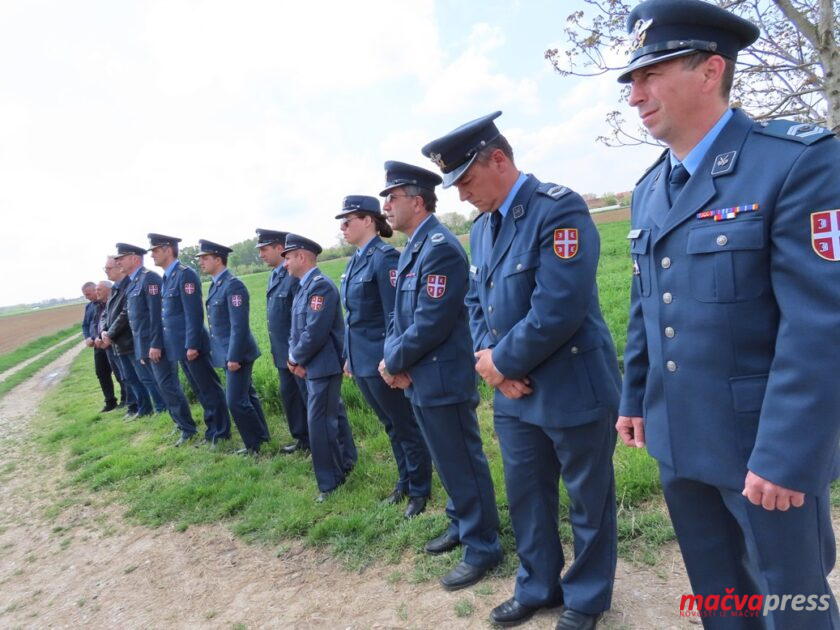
left=399, top=277, right=418, bottom=309
left=687, top=218, right=769, bottom=303
left=503, top=248, right=539, bottom=299
left=628, top=229, right=651, bottom=297
left=356, top=273, right=379, bottom=301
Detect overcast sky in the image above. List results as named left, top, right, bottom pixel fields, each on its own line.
left=0, top=0, right=659, bottom=307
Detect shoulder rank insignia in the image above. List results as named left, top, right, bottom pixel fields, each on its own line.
left=431, top=232, right=445, bottom=244
left=553, top=228, right=579, bottom=259
left=231, top=294, right=243, bottom=307
left=759, top=120, right=834, bottom=145
left=184, top=282, right=196, bottom=295
left=811, top=209, right=840, bottom=261
left=147, top=284, right=159, bottom=295
left=309, top=295, right=324, bottom=311
left=542, top=185, right=569, bottom=200
left=426, top=274, right=447, bottom=298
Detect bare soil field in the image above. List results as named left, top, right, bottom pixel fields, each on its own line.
left=1, top=345, right=837, bottom=629
left=591, top=208, right=631, bottom=224
left=0, top=303, right=83, bottom=354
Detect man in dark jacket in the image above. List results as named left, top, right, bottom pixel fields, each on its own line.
left=82, top=280, right=117, bottom=412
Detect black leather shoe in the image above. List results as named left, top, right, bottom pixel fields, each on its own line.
left=555, top=609, right=599, bottom=630
left=383, top=489, right=407, bottom=505
left=281, top=441, right=309, bottom=454
left=424, top=532, right=461, bottom=555
left=174, top=433, right=196, bottom=447
left=404, top=496, right=428, bottom=519
left=101, top=402, right=118, bottom=412
left=440, top=561, right=490, bottom=591
left=490, top=598, right=538, bottom=627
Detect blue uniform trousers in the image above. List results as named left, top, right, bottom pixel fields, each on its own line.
left=225, top=362, right=268, bottom=450
left=660, top=466, right=839, bottom=630
left=133, top=359, right=166, bottom=413
left=305, top=375, right=352, bottom=492
left=278, top=366, right=308, bottom=446
left=412, top=399, right=502, bottom=568
left=149, top=359, right=197, bottom=436
left=296, top=373, right=356, bottom=470
left=356, top=375, right=432, bottom=497
left=495, top=414, right=617, bottom=613
left=182, top=356, right=230, bottom=441
left=117, top=354, right=148, bottom=415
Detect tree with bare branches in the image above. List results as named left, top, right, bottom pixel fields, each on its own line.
left=545, top=0, right=840, bottom=145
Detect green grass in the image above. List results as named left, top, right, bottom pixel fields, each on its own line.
left=0, top=336, right=82, bottom=400
left=32, top=219, right=674, bottom=578
left=0, top=325, right=81, bottom=374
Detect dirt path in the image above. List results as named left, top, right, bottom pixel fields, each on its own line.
left=0, top=335, right=81, bottom=384
left=4, top=346, right=832, bottom=629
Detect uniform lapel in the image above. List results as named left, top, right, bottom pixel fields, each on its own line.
left=398, top=217, right=437, bottom=275
left=656, top=109, right=754, bottom=243
left=486, top=176, right=538, bottom=276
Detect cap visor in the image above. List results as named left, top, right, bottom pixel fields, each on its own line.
left=617, top=49, right=697, bottom=83
left=441, top=155, right=477, bottom=189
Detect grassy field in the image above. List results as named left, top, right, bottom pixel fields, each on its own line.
left=33, top=218, right=675, bottom=578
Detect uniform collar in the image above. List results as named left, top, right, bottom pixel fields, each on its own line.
left=212, top=268, right=229, bottom=284
left=129, top=266, right=144, bottom=281
left=164, top=259, right=179, bottom=278
left=356, top=235, right=379, bottom=257
left=497, top=171, right=527, bottom=218
left=671, top=108, right=733, bottom=176
left=409, top=215, right=434, bottom=245
left=299, top=266, right=317, bottom=286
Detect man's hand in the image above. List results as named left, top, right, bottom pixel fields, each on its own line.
left=378, top=359, right=396, bottom=386
left=149, top=347, right=162, bottom=363
left=742, top=471, right=806, bottom=511
left=85, top=338, right=95, bottom=348
left=227, top=360, right=241, bottom=372
left=391, top=372, right=412, bottom=390
left=343, top=359, right=353, bottom=378
left=186, top=348, right=199, bottom=361
left=474, top=349, right=504, bottom=387
left=287, top=361, right=305, bottom=378
left=498, top=378, right=533, bottom=399
left=616, top=415, right=646, bottom=447
left=100, top=336, right=112, bottom=349
left=93, top=339, right=103, bottom=349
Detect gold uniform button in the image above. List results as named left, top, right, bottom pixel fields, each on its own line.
left=662, top=292, right=673, bottom=304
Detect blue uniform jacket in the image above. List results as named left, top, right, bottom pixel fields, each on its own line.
left=289, top=268, right=344, bottom=379
left=620, top=108, right=840, bottom=495
left=383, top=215, right=478, bottom=407
left=340, top=236, right=399, bottom=378
left=161, top=262, right=210, bottom=360
left=467, top=174, right=621, bottom=426
left=266, top=265, right=300, bottom=369
left=125, top=267, right=164, bottom=361
left=206, top=269, right=261, bottom=368
left=82, top=301, right=97, bottom=339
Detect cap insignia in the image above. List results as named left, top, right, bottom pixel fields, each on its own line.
left=630, top=18, right=653, bottom=52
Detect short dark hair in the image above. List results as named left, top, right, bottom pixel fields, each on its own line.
left=216, top=253, right=228, bottom=266
left=170, top=243, right=179, bottom=258
left=474, top=134, right=515, bottom=166
left=682, top=52, right=736, bottom=98
left=403, top=184, right=437, bottom=213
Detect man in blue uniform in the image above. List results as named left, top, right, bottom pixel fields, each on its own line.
left=82, top=281, right=118, bottom=412
left=378, top=161, right=502, bottom=591
left=256, top=228, right=309, bottom=454
left=335, top=194, right=432, bottom=518
left=115, top=242, right=197, bottom=444
left=197, top=239, right=269, bottom=455
left=423, top=114, right=621, bottom=629
left=283, top=234, right=357, bottom=502
left=148, top=233, right=231, bottom=445
left=615, top=1, right=840, bottom=628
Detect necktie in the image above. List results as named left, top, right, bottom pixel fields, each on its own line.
left=668, top=163, right=690, bottom=205
left=490, top=211, right=502, bottom=244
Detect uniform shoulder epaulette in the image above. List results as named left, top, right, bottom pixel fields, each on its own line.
left=636, top=149, right=669, bottom=185
left=537, top=183, right=571, bottom=200
left=311, top=274, right=324, bottom=283
left=430, top=232, right=447, bottom=245
left=376, top=242, right=396, bottom=253
left=757, top=120, right=834, bottom=145
left=178, top=263, right=188, bottom=271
